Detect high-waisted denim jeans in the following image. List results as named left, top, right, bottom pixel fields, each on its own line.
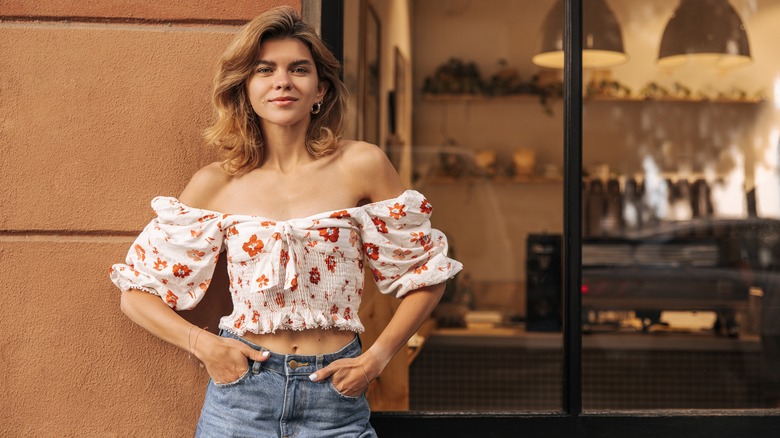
left=195, top=330, right=377, bottom=438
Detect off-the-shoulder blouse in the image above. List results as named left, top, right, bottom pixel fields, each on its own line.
left=109, top=190, right=463, bottom=335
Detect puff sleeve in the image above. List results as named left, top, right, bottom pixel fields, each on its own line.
left=109, top=197, right=225, bottom=310
left=359, top=190, right=463, bottom=298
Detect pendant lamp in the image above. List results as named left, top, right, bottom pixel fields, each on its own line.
left=658, top=0, right=751, bottom=69
left=532, top=0, right=628, bottom=69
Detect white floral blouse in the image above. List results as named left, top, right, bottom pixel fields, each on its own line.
left=109, top=190, right=463, bottom=335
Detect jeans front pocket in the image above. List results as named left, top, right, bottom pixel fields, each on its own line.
left=326, top=380, right=362, bottom=401
left=213, top=367, right=251, bottom=388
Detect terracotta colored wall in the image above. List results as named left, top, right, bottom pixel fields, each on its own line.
left=0, top=2, right=299, bottom=436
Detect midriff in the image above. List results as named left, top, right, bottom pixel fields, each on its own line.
left=242, top=328, right=357, bottom=355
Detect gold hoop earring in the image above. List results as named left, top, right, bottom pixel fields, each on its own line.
left=311, top=101, right=323, bottom=115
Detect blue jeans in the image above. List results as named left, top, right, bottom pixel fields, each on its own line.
left=195, top=330, right=377, bottom=438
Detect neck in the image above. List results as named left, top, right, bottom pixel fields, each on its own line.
left=260, top=121, right=312, bottom=172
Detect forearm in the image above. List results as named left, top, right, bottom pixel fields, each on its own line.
left=362, top=282, right=445, bottom=376
left=120, top=289, right=202, bottom=354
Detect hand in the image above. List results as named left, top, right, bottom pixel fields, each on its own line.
left=309, top=355, right=377, bottom=398
left=194, top=332, right=270, bottom=384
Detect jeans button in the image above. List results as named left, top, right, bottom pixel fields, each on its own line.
left=289, top=360, right=298, bottom=369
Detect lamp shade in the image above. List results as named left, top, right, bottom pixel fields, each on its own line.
left=532, top=0, right=628, bottom=69
left=658, top=0, right=751, bottom=68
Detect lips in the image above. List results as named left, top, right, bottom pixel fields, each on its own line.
left=270, top=96, right=298, bottom=102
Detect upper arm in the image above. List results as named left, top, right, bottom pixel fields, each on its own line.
left=178, top=162, right=230, bottom=208
left=343, top=141, right=405, bottom=203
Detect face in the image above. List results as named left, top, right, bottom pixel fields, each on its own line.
left=245, top=38, right=326, bottom=129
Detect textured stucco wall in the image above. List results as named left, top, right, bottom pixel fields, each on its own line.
left=0, top=2, right=300, bottom=436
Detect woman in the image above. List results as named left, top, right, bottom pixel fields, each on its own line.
left=110, top=6, right=461, bottom=437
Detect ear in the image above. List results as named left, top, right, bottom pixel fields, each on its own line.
left=316, top=80, right=329, bottom=101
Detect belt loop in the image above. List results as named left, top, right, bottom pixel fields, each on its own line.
left=252, top=360, right=261, bottom=374
left=316, top=354, right=324, bottom=369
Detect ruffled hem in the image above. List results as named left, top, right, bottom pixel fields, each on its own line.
left=389, top=251, right=464, bottom=298
left=220, top=306, right=365, bottom=336
left=109, top=266, right=162, bottom=298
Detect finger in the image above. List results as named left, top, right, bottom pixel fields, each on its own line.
left=309, top=364, right=336, bottom=382
left=242, top=345, right=270, bottom=362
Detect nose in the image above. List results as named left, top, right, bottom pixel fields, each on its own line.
left=275, top=73, right=292, bottom=90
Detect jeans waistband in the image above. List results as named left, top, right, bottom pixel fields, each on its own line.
left=219, top=330, right=362, bottom=377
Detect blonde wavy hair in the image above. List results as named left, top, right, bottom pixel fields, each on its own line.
left=203, top=6, right=348, bottom=175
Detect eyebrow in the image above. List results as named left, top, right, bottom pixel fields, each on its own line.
left=254, top=59, right=314, bottom=68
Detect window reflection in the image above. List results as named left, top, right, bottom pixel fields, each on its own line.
left=358, top=0, right=780, bottom=413
left=582, top=0, right=780, bottom=410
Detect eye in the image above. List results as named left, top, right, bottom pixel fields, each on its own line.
left=256, top=66, right=273, bottom=74
left=292, top=67, right=309, bottom=74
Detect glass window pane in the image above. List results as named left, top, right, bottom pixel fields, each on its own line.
left=344, top=0, right=565, bottom=412
left=582, top=0, right=780, bottom=411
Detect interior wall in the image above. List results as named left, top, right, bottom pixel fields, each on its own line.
left=0, top=2, right=299, bottom=436
left=411, top=0, right=564, bottom=314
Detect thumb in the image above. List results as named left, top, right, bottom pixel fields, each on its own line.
left=243, top=345, right=270, bottom=362
left=309, top=364, right=335, bottom=382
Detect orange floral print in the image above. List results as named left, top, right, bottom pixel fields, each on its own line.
left=234, top=313, right=246, bottom=329
left=252, top=310, right=261, bottom=323
left=198, top=214, right=218, bottom=223
left=420, top=198, right=433, bottom=214
left=411, top=232, right=433, bottom=250
left=172, top=263, right=192, bottom=278
left=343, top=307, right=352, bottom=320
left=326, top=255, right=337, bottom=272
left=363, top=243, right=380, bottom=260
left=134, top=244, right=146, bottom=262
left=414, top=264, right=429, bottom=275
left=309, top=267, right=321, bottom=285
left=330, top=210, right=351, bottom=219
left=199, top=280, right=210, bottom=291
left=256, top=274, right=269, bottom=288
left=242, top=234, right=264, bottom=256
left=290, top=275, right=299, bottom=292
left=226, top=226, right=239, bottom=237
left=372, top=217, right=388, bottom=233
left=261, top=221, right=276, bottom=227
left=393, top=248, right=411, bottom=260
left=372, top=268, right=386, bottom=282
left=165, top=290, right=178, bottom=307
left=319, top=227, right=340, bottom=242
left=330, top=304, right=339, bottom=315
left=275, top=292, right=286, bottom=307
left=153, top=258, right=167, bottom=271
left=388, top=203, right=406, bottom=220
left=187, top=249, right=205, bottom=261
left=280, top=249, right=289, bottom=267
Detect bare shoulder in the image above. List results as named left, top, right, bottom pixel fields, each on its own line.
left=178, top=162, right=231, bottom=208
left=337, top=140, right=404, bottom=202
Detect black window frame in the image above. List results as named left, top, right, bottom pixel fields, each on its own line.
left=320, top=0, right=780, bottom=435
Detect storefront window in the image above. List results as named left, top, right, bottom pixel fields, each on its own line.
left=405, top=0, right=565, bottom=412
left=345, top=0, right=780, bottom=416
left=581, top=0, right=780, bottom=410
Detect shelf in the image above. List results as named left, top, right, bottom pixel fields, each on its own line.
left=423, top=175, right=563, bottom=185
left=421, top=93, right=547, bottom=103
left=421, top=93, right=764, bottom=105
left=587, top=95, right=765, bottom=104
